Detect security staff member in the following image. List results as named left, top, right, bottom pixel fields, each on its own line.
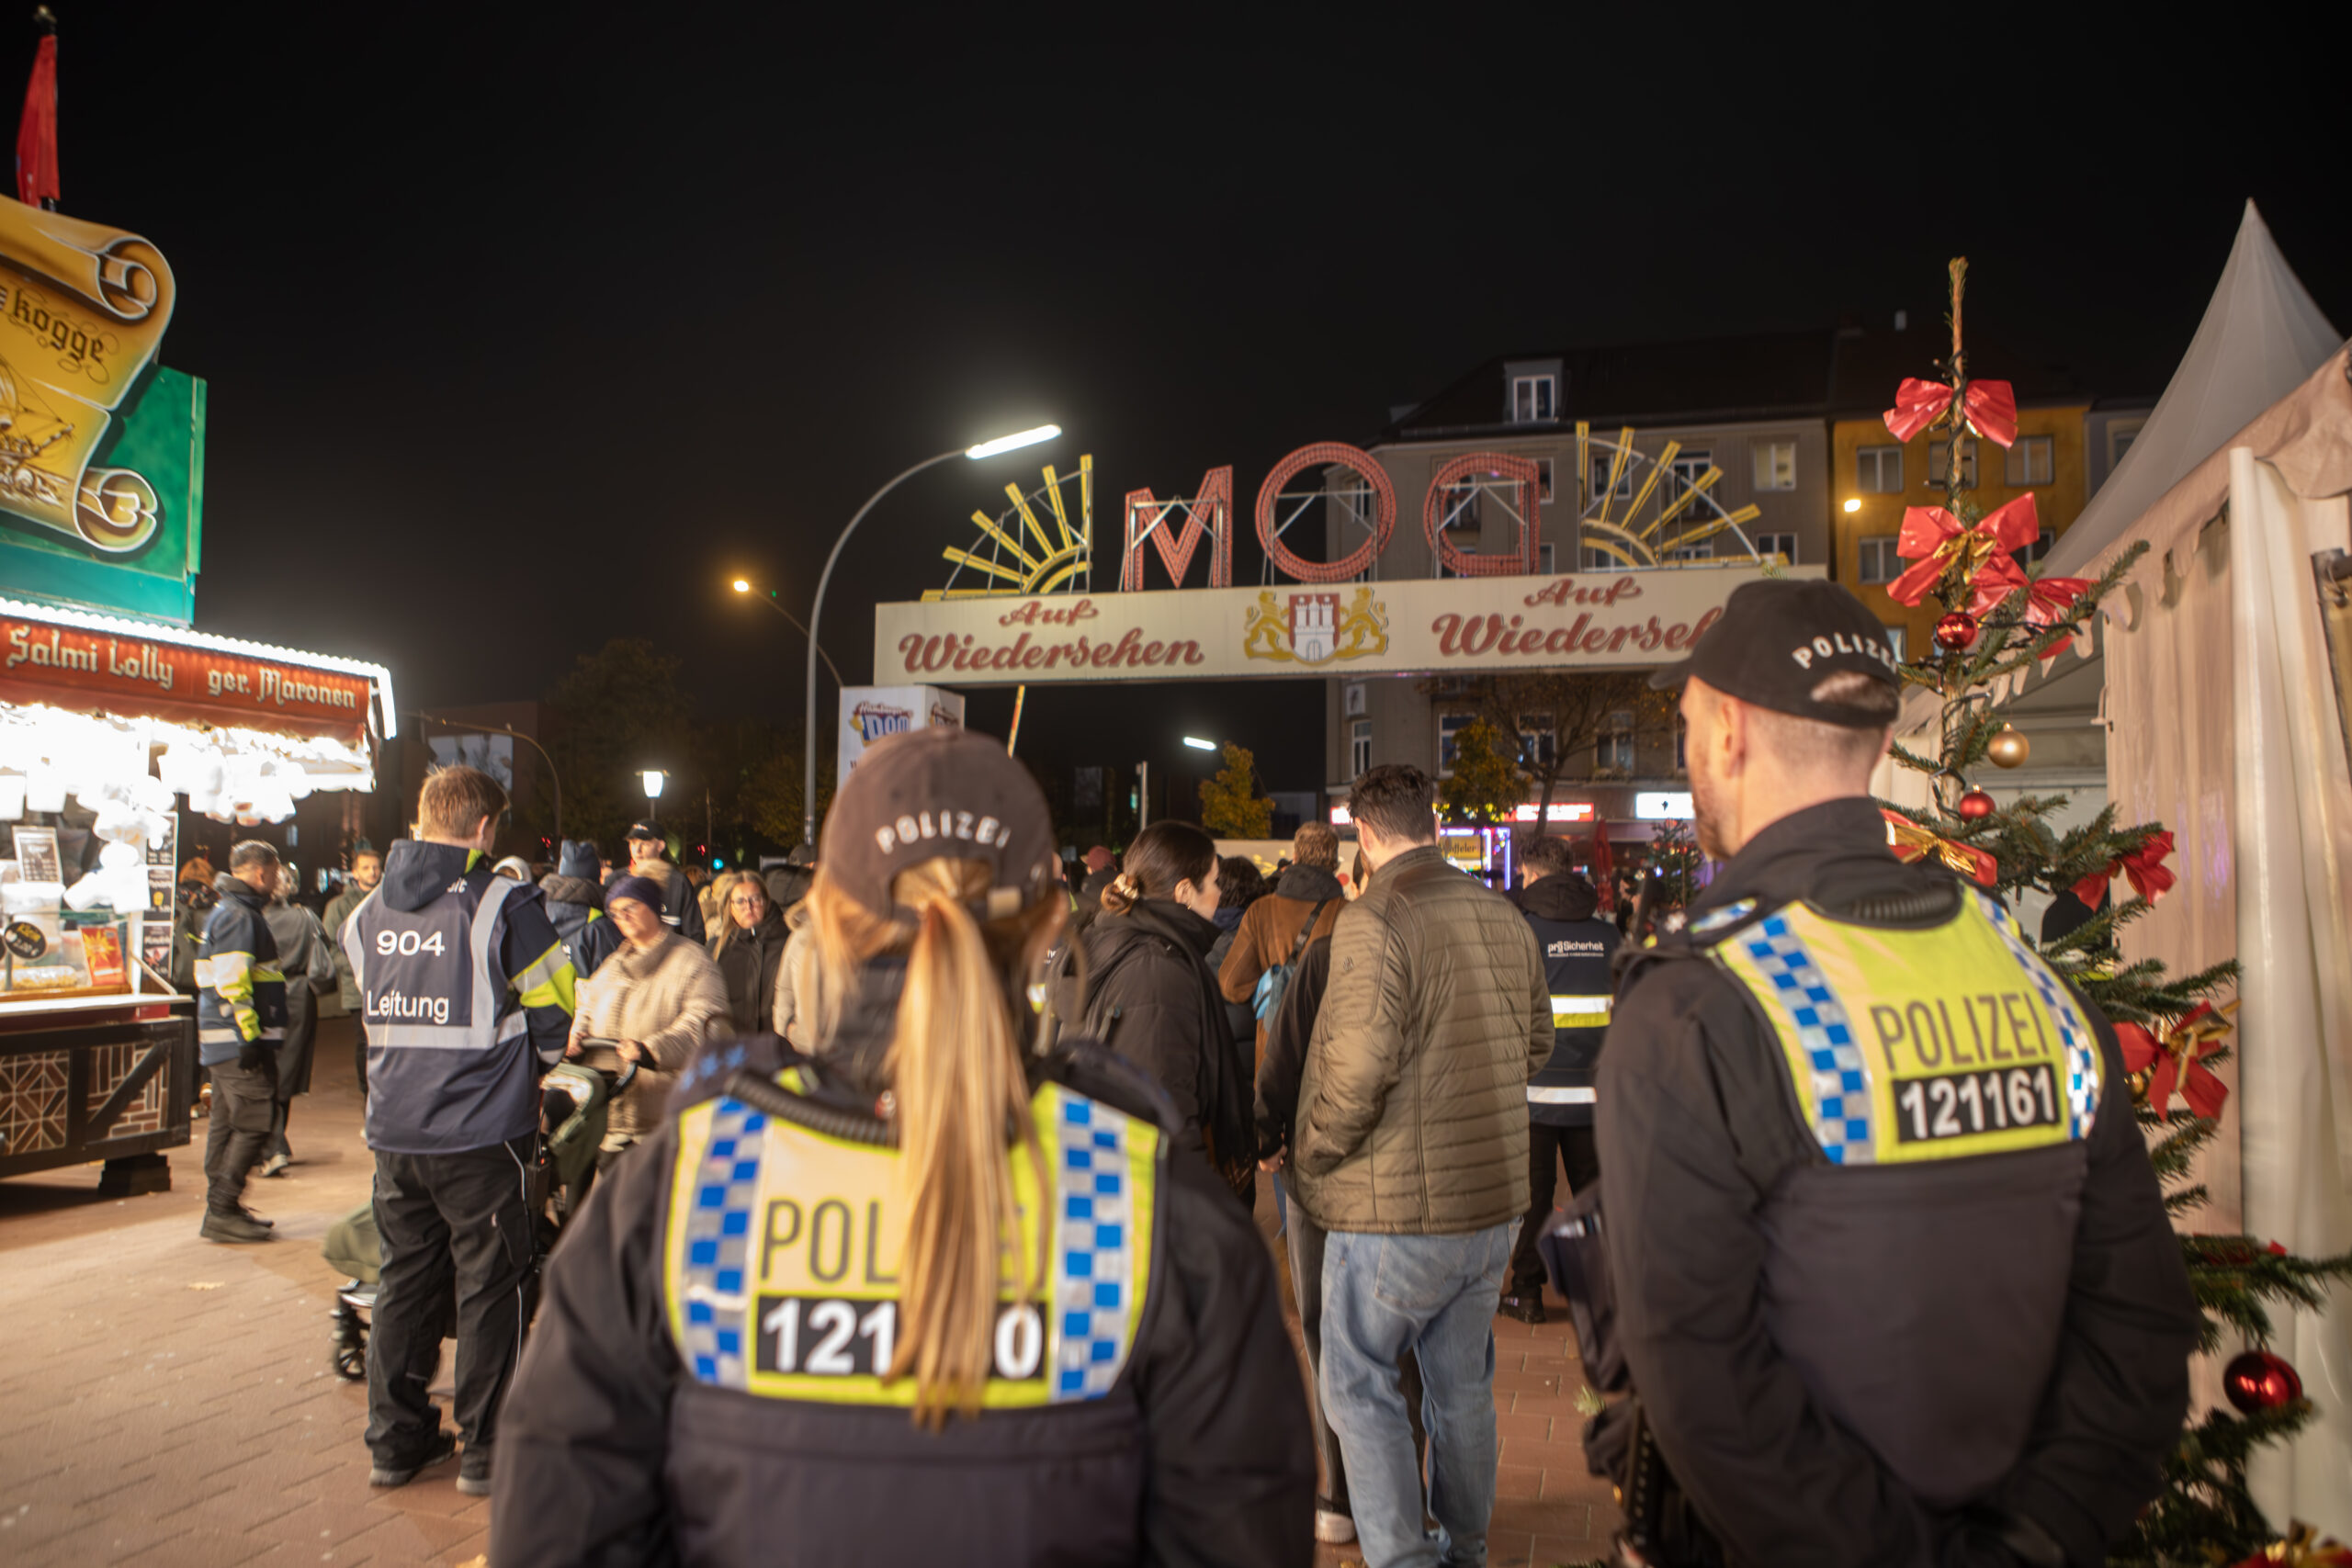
left=344, top=764, right=576, bottom=1498
left=1600, top=581, right=2198, bottom=1565
left=492, top=727, right=1313, bottom=1568
left=1499, top=837, right=1616, bottom=1323
left=195, top=840, right=289, bottom=1244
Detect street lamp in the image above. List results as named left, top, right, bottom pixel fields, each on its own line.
left=732, top=578, right=843, bottom=688
left=802, top=423, right=1062, bottom=846
left=1182, top=736, right=1218, bottom=751
left=641, top=769, right=665, bottom=802
left=1843, top=498, right=1862, bottom=513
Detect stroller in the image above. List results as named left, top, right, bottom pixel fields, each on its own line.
left=327, top=1043, right=637, bottom=1381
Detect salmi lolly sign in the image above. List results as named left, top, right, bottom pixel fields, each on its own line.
left=874, top=563, right=1824, bottom=685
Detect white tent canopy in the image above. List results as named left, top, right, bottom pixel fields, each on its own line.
left=2047, top=201, right=2343, bottom=575
left=2061, top=207, right=2352, bottom=1534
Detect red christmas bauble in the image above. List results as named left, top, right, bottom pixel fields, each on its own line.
left=1957, top=790, right=1995, bottom=820
left=2223, top=1349, right=2302, bottom=1413
left=1934, top=612, right=1980, bottom=652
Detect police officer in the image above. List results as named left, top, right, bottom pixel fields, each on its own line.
left=1599, top=581, right=2198, bottom=1565
left=343, top=764, right=576, bottom=1498
left=1498, top=835, right=1616, bottom=1324
left=195, top=840, right=288, bottom=1244
left=492, top=727, right=1314, bottom=1568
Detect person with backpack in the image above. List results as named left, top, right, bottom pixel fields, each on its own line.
left=1216, top=822, right=1345, bottom=1064
left=1067, top=819, right=1255, bottom=1204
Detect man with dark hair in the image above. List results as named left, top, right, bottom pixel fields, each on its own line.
left=346, top=764, right=577, bottom=1497
left=1292, top=763, right=1551, bottom=1568
left=195, top=840, right=288, bottom=1243
left=1600, top=580, right=2196, bottom=1563
left=1218, top=820, right=1345, bottom=1060
left=1499, top=837, right=1617, bottom=1324
left=612, top=820, right=704, bottom=944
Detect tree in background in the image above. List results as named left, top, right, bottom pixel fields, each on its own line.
left=1423, top=671, right=1679, bottom=844
left=540, top=637, right=698, bottom=849
left=1438, top=718, right=1521, bottom=826
left=1875, top=260, right=2351, bottom=1566
left=1198, top=742, right=1273, bottom=840
left=1645, top=816, right=1702, bottom=908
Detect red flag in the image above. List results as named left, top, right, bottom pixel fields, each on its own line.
left=17, top=33, right=57, bottom=209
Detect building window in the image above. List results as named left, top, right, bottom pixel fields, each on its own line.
left=1536, top=457, right=1554, bottom=501
left=1437, top=713, right=1473, bottom=777
left=1436, top=477, right=1479, bottom=533
left=1755, top=532, right=1797, bottom=563
left=1667, top=450, right=1713, bottom=513
left=1856, top=446, right=1904, bottom=493
left=1858, top=536, right=1903, bottom=585
left=2004, top=435, right=2054, bottom=487
left=1512, top=375, right=1556, bottom=423
left=1668, top=542, right=1712, bottom=562
left=2012, top=528, right=2053, bottom=566
left=1343, top=682, right=1366, bottom=717
left=2110, top=420, right=2144, bottom=467
left=1673, top=716, right=1688, bottom=773
left=1350, top=719, right=1372, bottom=781
left=1883, top=624, right=1907, bottom=660
left=1928, top=438, right=1978, bottom=488
left=1589, top=453, right=1636, bottom=502
left=1519, top=715, right=1555, bottom=770
left=1580, top=545, right=1617, bottom=571
left=1595, top=710, right=1635, bottom=775
left=1752, top=440, right=1797, bottom=491
left=1538, top=542, right=1555, bottom=575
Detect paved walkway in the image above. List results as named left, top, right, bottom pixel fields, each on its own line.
left=0, top=1019, right=1617, bottom=1567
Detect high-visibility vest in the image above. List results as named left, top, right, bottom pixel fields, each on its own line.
left=195, top=886, right=287, bottom=1062
left=1521, top=911, right=1618, bottom=1121
left=1709, top=889, right=2101, bottom=1166
left=345, top=871, right=575, bottom=1153
left=666, top=1074, right=1163, bottom=1410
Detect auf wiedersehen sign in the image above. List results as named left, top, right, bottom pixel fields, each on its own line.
left=872, top=563, right=1824, bottom=685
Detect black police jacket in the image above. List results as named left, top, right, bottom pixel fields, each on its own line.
left=1596, top=797, right=2197, bottom=1568
left=492, top=978, right=1314, bottom=1568
left=1517, top=875, right=1619, bottom=1128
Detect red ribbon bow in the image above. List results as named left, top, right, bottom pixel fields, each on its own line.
left=2118, top=1001, right=2233, bottom=1118
left=1883, top=377, right=2019, bottom=447
left=1882, top=808, right=1997, bottom=886
left=2022, top=575, right=2095, bottom=659
left=2070, top=829, right=2176, bottom=908
left=1888, top=494, right=2041, bottom=611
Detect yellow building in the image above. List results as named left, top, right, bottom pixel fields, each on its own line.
left=1830, top=400, right=2092, bottom=655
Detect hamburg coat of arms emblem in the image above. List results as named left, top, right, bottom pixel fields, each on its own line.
left=1242, top=586, right=1387, bottom=667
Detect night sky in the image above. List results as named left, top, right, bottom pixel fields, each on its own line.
left=15, top=8, right=2346, bottom=798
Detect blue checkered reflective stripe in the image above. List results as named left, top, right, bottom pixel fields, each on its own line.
left=1739, top=914, right=1876, bottom=1164
left=677, top=1097, right=767, bottom=1389
left=1974, top=893, right=2102, bottom=1137
left=1051, top=1087, right=1139, bottom=1400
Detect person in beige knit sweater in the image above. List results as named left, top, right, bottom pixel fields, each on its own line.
left=566, top=874, right=729, bottom=1160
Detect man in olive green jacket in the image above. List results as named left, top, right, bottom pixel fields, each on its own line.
left=1291, top=764, right=1550, bottom=1568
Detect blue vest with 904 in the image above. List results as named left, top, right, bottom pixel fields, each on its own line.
left=345, top=873, right=543, bottom=1154
left=1521, top=911, right=1618, bottom=1126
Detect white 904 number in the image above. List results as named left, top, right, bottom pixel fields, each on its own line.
left=374, top=930, right=447, bottom=957
left=754, top=1294, right=1046, bottom=1382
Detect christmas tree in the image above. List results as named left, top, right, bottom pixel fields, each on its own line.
left=1876, top=259, right=2352, bottom=1565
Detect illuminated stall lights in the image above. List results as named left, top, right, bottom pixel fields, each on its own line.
left=1510, top=802, right=1594, bottom=823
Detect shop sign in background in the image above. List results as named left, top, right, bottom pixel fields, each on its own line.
left=0, top=197, right=203, bottom=626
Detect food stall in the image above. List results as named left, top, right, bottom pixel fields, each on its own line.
left=0, top=595, right=394, bottom=1190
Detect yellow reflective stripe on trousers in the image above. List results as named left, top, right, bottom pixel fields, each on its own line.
left=1710, top=891, right=2100, bottom=1167
left=664, top=1078, right=1159, bottom=1407
left=1550, top=994, right=1611, bottom=1030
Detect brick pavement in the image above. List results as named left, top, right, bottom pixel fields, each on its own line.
left=1, top=1017, right=1618, bottom=1567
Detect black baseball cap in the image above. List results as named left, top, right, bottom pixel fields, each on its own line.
left=1649, top=579, right=1901, bottom=728
left=626, top=820, right=663, bottom=842
left=821, top=726, right=1057, bottom=923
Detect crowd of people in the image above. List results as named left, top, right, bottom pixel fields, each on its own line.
left=176, top=580, right=2201, bottom=1566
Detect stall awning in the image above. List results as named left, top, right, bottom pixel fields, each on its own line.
left=0, top=596, right=397, bottom=743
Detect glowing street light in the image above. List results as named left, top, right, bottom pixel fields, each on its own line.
left=964, top=424, right=1061, bottom=461
left=801, top=423, right=1064, bottom=845
left=1843, top=498, right=1862, bottom=513
left=641, top=770, right=665, bottom=801
left=1182, top=736, right=1217, bottom=751
left=731, top=578, right=751, bottom=592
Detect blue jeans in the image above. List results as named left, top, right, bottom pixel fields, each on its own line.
left=1319, top=1220, right=1513, bottom=1568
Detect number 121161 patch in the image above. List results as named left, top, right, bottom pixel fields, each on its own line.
left=1894, top=1064, right=2060, bottom=1145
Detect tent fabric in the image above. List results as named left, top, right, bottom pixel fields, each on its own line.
left=2046, top=201, right=2344, bottom=577
left=2224, top=452, right=2352, bottom=1532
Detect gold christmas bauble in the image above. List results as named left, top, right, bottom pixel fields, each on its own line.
left=1987, top=725, right=2030, bottom=769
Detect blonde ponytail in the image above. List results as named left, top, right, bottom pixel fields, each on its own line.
left=803, top=861, right=1061, bottom=1427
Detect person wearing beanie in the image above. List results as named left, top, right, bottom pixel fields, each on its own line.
left=495, top=726, right=1313, bottom=1568
left=539, top=839, right=618, bottom=981
left=565, top=873, right=729, bottom=1164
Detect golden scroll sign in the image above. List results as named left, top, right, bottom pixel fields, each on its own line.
left=0, top=196, right=177, bottom=555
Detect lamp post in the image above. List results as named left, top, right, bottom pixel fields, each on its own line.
left=731, top=579, right=844, bottom=689
left=416, top=711, right=562, bottom=841
left=641, top=769, right=664, bottom=809
left=801, top=423, right=1061, bottom=848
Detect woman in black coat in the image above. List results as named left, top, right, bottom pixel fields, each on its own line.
left=707, top=873, right=787, bottom=1036
left=1072, top=820, right=1254, bottom=1203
